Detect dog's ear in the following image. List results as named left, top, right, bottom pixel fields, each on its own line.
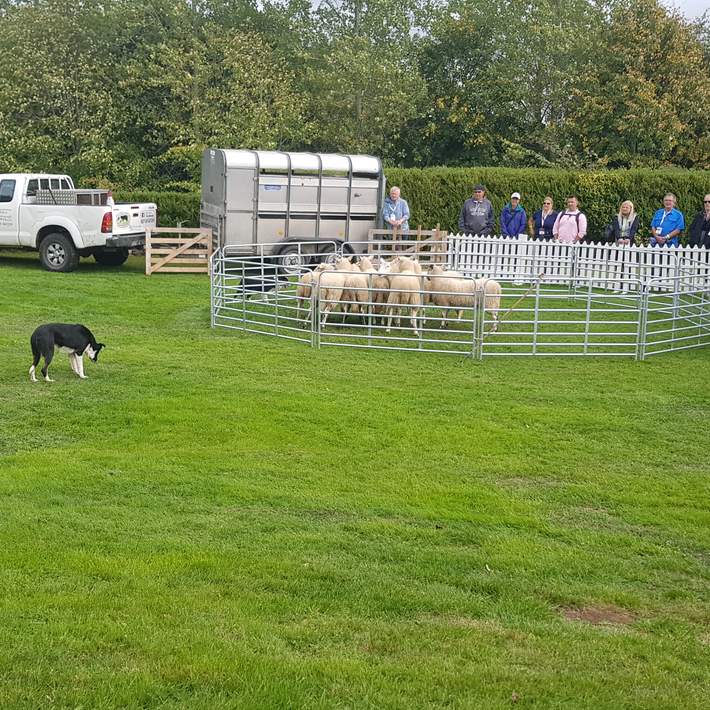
left=97, top=343, right=105, bottom=349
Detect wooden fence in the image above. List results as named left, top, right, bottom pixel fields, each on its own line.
left=145, top=227, right=212, bottom=275
left=367, top=225, right=448, bottom=262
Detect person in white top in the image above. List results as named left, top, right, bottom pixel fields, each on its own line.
left=552, top=196, right=588, bottom=244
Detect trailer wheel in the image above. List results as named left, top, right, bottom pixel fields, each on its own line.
left=39, top=233, right=80, bottom=272
left=278, top=244, right=309, bottom=273
left=94, top=248, right=129, bottom=266
left=311, top=242, right=339, bottom=266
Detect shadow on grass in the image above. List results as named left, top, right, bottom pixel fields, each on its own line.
left=0, top=250, right=145, bottom=275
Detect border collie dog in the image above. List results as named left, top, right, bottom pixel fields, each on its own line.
left=29, top=323, right=105, bottom=382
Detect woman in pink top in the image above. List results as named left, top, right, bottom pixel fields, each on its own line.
left=553, top=196, right=588, bottom=244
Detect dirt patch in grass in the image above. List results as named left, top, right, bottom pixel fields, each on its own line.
left=561, top=605, right=636, bottom=626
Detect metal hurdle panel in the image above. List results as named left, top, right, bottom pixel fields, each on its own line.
left=643, top=261, right=710, bottom=357
left=210, top=239, right=710, bottom=361
left=480, top=279, right=644, bottom=358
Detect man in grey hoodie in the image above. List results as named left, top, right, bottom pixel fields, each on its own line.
left=458, top=184, right=495, bottom=235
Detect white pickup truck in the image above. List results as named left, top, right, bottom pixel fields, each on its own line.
left=0, top=173, right=157, bottom=271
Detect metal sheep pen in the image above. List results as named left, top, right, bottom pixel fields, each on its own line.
left=210, top=236, right=710, bottom=361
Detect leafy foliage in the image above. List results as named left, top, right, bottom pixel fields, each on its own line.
left=0, top=0, right=708, bottom=186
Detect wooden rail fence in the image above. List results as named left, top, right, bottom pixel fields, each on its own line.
left=367, top=225, right=448, bottom=262
left=145, top=227, right=212, bottom=275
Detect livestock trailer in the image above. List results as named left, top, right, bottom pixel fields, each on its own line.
left=200, top=149, right=385, bottom=265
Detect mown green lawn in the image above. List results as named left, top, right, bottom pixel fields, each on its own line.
left=1, top=251, right=708, bottom=709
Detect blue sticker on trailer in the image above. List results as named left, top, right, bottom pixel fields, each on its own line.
left=263, top=185, right=282, bottom=191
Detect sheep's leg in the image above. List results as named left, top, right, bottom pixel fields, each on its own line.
left=321, top=301, right=331, bottom=327
left=411, top=307, right=419, bottom=337
left=386, top=291, right=401, bottom=333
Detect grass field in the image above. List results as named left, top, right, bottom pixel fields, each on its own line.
left=1, top=251, right=709, bottom=709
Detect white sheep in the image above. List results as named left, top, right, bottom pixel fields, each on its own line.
left=385, top=256, right=424, bottom=336
left=367, top=256, right=392, bottom=317
left=338, top=256, right=370, bottom=316
left=296, top=263, right=331, bottom=325
left=426, top=264, right=502, bottom=331
left=314, top=263, right=348, bottom=327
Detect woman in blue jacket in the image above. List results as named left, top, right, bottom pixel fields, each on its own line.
left=528, top=196, right=559, bottom=240
left=500, top=192, right=527, bottom=238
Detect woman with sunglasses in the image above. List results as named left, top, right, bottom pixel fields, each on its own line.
left=688, top=194, right=710, bottom=249
left=528, top=196, right=558, bottom=240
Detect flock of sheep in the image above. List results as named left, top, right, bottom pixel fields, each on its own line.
left=294, top=255, right=503, bottom=335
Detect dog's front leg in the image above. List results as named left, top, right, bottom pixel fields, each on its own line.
left=75, top=354, right=88, bottom=379
left=68, top=352, right=79, bottom=375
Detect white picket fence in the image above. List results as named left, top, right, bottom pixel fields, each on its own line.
left=449, top=235, right=710, bottom=291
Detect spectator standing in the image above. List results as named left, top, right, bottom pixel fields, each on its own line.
left=649, top=193, right=684, bottom=247
left=500, top=192, right=527, bottom=239
left=688, top=194, right=710, bottom=249
left=458, top=184, right=495, bottom=236
left=608, top=200, right=640, bottom=245
left=552, top=196, right=587, bottom=244
left=529, top=196, right=558, bottom=240
left=382, top=186, right=410, bottom=232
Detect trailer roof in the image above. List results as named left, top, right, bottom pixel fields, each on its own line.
left=218, top=149, right=382, bottom=175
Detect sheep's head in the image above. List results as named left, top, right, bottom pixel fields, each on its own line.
left=335, top=257, right=352, bottom=271
left=359, top=256, right=374, bottom=272
left=430, top=263, right=445, bottom=275
left=391, top=256, right=417, bottom=273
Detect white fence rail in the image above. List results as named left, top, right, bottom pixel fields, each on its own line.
left=449, top=234, right=710, bottom=292
left=210, top=240, right=710, bottom=360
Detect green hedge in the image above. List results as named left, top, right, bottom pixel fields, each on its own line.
left=118, top=168, right=710, bottom=243
left=386, top=167, right=710, bottom=243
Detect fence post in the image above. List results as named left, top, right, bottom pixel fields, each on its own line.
left=145, top=228, right=152, bottom=275
left=210, top=249, right=217, bottom=328
left=636, top=285, right=649, bottom=361
left=570, top=244, right=579, bottom=297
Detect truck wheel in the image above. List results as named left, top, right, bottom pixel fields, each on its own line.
left=39, top=233, right=80, bottom=272
left=94, top=248, right=129, bottom=266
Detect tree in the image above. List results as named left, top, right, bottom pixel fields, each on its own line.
left=409, top=0, right=606, bottom=167
left=560, top=0, right=710, bottom=168
left=0, top=0, right=122, bottom=178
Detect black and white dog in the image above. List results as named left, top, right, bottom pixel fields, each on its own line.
left=29, top=323, right=105, bottom=382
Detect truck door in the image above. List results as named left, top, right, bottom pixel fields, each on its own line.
left=0, top=177, right=20, bottom=246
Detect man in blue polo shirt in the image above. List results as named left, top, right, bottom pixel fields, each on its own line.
left=649, top=193, right=685, bottom=247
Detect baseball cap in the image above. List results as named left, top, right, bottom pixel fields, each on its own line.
left=511, top=192, right=521, bottom=199
left=473, top=184, right=485, bottom=192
